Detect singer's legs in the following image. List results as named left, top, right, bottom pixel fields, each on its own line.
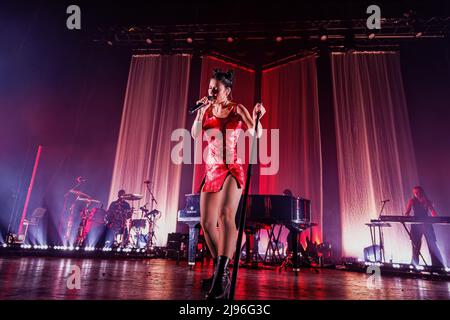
left=200, top=190, right=221, bottom=259
left=217, top=174, right=241, bottom=259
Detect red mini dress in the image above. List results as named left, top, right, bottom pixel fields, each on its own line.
left=199, top=103, right=248, bottom=193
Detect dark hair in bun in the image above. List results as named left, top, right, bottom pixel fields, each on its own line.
left=212, top=69, right=234, bottom=89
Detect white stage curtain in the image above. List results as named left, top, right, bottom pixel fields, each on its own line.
left=260, top=56, right=323, bottom=244
left=109, top=54, right=191, bottom=246
left=331, top=51, right=421, bottom=263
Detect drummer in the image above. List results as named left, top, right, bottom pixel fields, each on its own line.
left=103, top=190, right=132, bottom=248
left=108, top=190, right=132, bottom=219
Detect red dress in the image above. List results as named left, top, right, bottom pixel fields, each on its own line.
left=199, top=104, right=248, bottom=193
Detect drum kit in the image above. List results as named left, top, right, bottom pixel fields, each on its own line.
left=120, top=193, right=161, bottom=249
left=63, top=184, right=161, bottom=250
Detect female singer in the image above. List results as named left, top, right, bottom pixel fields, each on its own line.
left=404, top=186, right=445, bottom=267
left=191, top=69, right=266, bottom=299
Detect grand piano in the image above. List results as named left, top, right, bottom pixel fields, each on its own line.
left=178, top=194, right=315, bottom=268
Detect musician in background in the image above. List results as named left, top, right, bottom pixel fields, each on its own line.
left=404, top=186, right=445, bottom=267
left=101, top=190, right=132, bottom=248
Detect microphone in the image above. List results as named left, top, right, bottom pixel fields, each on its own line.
left=381, top=199, right=390, bottom=203
left=76, top=176, right=86, bottom=183
left=189, top=96, right=213, bottom=115
left=144, top=180, right=151, bottom=185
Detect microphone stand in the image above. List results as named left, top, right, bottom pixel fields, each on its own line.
left=375, top=200, right=389, bottom=263
left=229, top=111, right=261, bottom=301
left=145, top=182, right=158, bottom=249
left=378, top=200, right=388, bottom=220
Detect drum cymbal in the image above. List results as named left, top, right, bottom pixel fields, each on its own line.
left=77, top=197, right=101, bottom=203
left=70, top=189, right=92, bottom=199
left=121, top=193, right=143, bottom=201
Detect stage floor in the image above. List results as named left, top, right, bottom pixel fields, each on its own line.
left=0, top=257, right=449, bottom=300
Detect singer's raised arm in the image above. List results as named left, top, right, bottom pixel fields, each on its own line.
left=191, top=108, right=204, bottom=139
left=236, top=103, right=265, bottom=138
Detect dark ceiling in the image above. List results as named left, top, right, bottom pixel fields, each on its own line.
left=3, top=0, right=449, bottom=67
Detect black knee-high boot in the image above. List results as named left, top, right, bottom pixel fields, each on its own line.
left=201, top=257, right=217, bottom=290
left=205, top=256, right=231, bottom=300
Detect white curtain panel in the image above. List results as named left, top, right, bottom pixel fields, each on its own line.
left=331, top=51, right=422, bottom=263
left=260, top=56, right=323, bottom=245
left=109, top=54, right=191, bottom=246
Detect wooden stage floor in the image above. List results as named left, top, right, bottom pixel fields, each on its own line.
left=0, top=256, right=449, bottom=300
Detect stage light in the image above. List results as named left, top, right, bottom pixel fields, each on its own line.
left=409, top=265, right=415, bottom=269
left=186, top=37, right=193, bottom=44
left=445, top=267, right=450, bottom=273
left=275, top=36, right=283, bottom=43
left=145, top=38, right=152, bottom=44
left=416, top=265, right=424, bottom=271
left=68, top=246, right=74, bottom=251
left=107, top=40, right=113, bottom=46
left=368, top=33, right=376, bottom=40
left=2, top=244, right=7, bottom=248
left=415, top=31, right=423, bottom=38
left=226, top=36, right=234, bottom=43
left=393, top=264, right=401, bottom=269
